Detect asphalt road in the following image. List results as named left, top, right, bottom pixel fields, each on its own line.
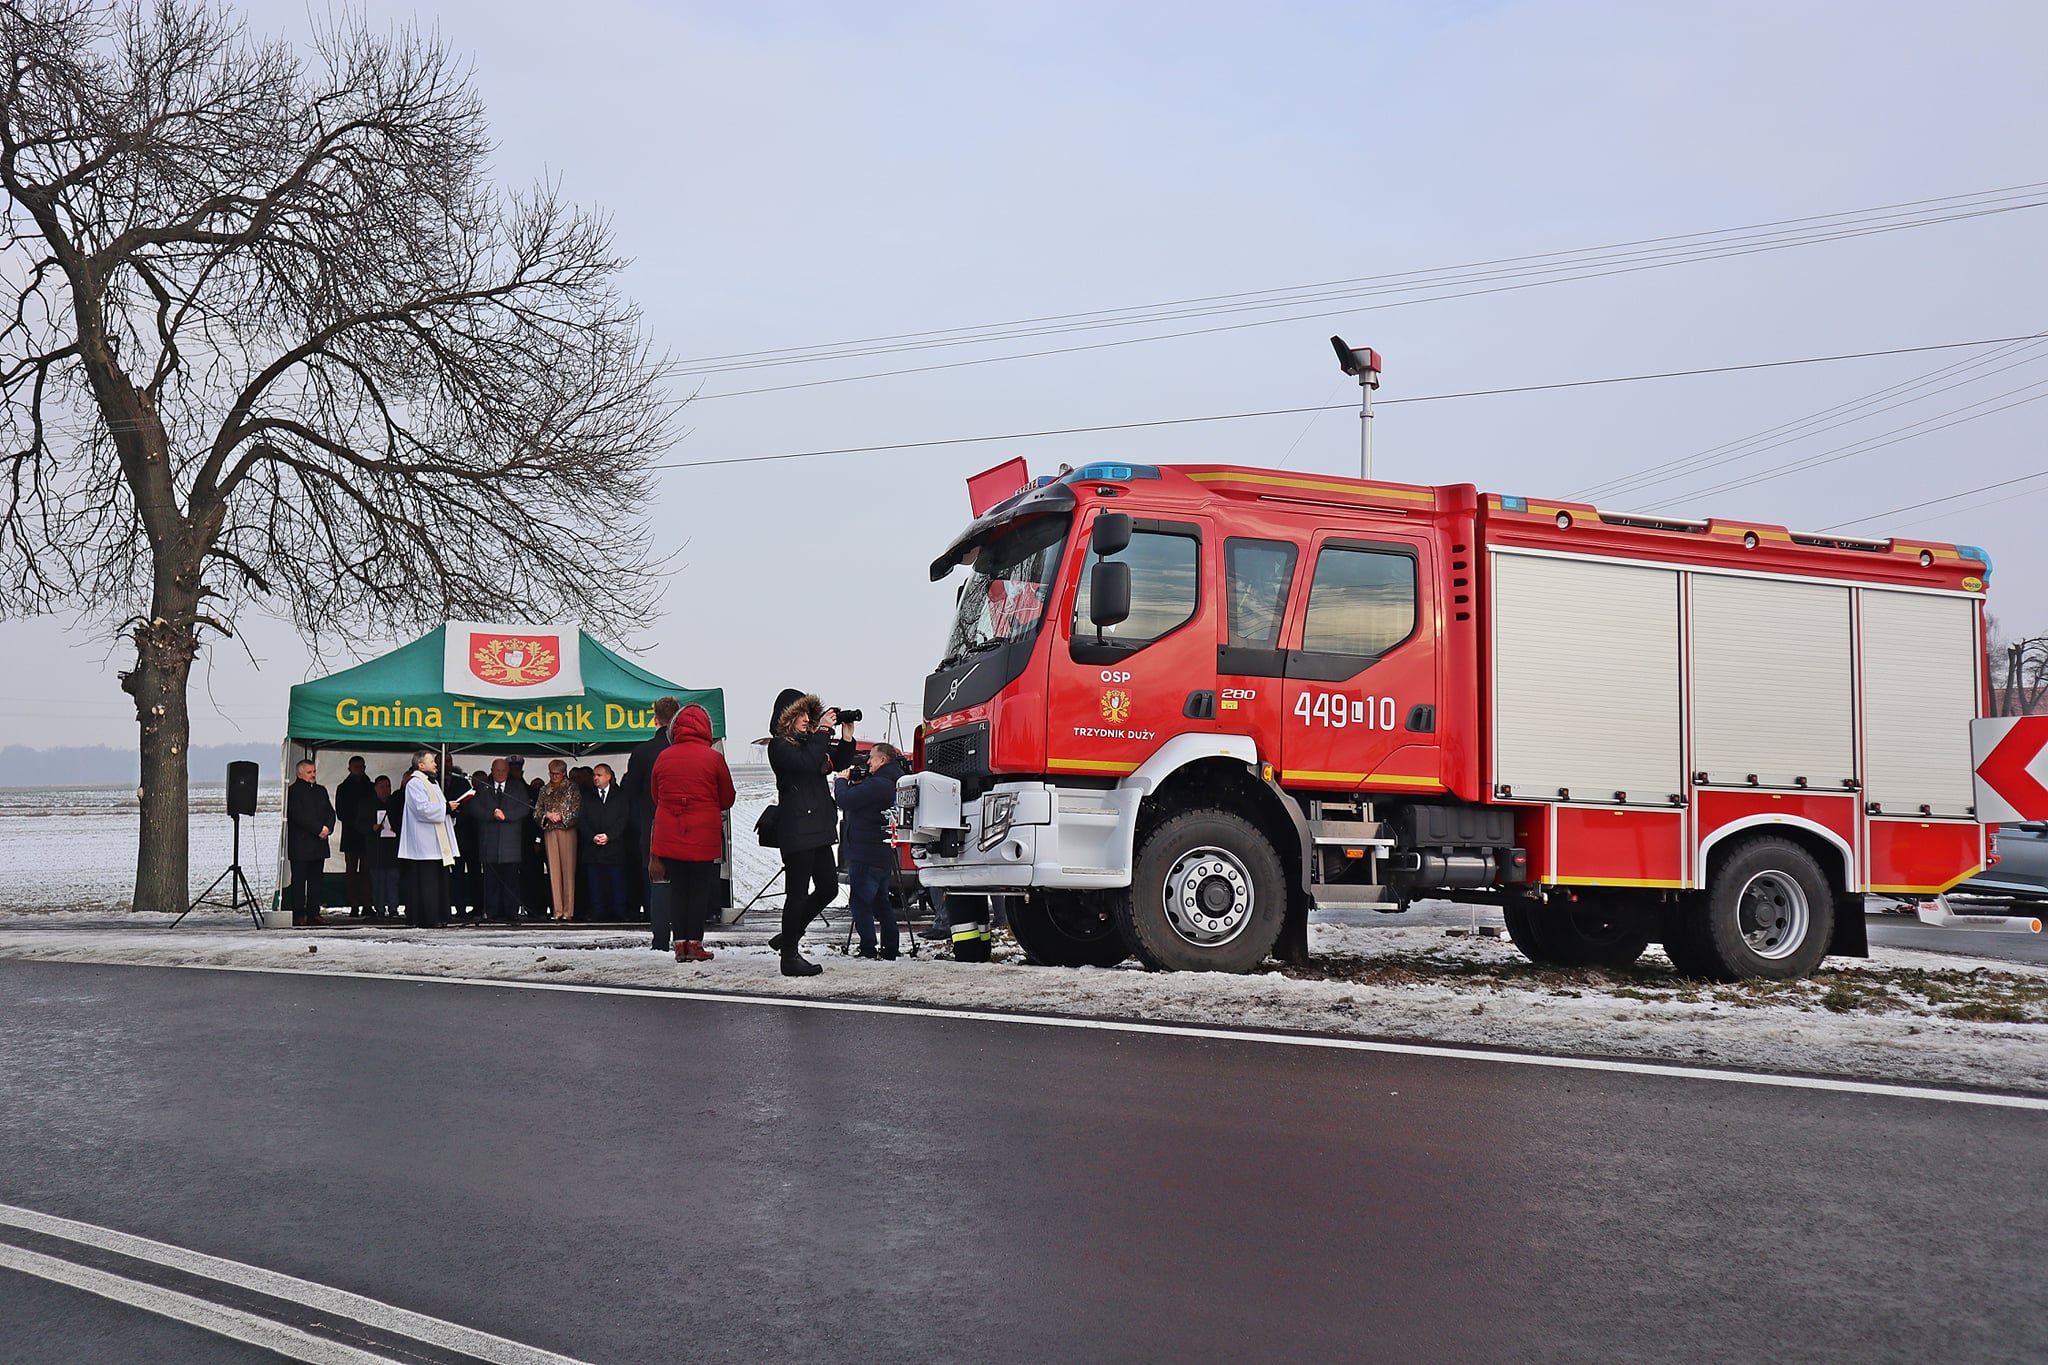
left=1, top=960, right=2042, bottom=1364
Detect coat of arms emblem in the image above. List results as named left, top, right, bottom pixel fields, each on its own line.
left=1100, top=688, right=1131, bottom=723
left=470, top=634, right=562, bottom=687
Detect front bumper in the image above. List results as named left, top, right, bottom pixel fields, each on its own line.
left=895, top=771, right=1141, bottom=891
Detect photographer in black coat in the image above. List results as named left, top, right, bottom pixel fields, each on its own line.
left=285, top=758, right=335, bottom=927
left=764, top=690, right=855, bottom=977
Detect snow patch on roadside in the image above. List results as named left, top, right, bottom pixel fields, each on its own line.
left=0, top=918, right=2042, bottom=1095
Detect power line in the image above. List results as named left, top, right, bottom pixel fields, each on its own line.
left=1645, top=379, right=2048, bottom=508
left=1823, top=469, right=2048, bottom=531
left=1575, top=336, right=2048, bottom=503
left=673, top=181, right=2048, bottom=374
left=681, top=194, right=2048, bottom=399
left=651, top=332, right=2047, bottom=472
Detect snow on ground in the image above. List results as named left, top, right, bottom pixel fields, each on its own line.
left=1, top=911, right=2042, bottom=1096
left=5, top=772, right=2045, bottom=1094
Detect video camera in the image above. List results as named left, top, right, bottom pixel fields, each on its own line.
left=826, top=706, right=863, bottom=725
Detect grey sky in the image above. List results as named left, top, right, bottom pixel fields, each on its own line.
left=4, top=0, right=2044, bottom=754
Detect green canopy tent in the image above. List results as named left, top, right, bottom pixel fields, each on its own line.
left=287, top=624, right=722, bottom=752
left=276, top=625, right=726, bottom=921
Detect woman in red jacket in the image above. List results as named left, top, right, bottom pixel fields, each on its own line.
left=649, top=704, right=737, bottom=962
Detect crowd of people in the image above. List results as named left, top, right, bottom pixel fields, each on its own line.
left=282, top=689, right=946, bottom=975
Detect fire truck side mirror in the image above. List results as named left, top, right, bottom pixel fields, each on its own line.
left=1091, top=512, right=1134, bottom=557
left=1089, top=561, right=1132, bottom=628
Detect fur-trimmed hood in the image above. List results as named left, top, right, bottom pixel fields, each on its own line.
left=773, top=692, right=822, bottom=741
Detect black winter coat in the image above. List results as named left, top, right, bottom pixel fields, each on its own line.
left=285, top=779, right=336, bottom=862
left=334, top=772, right=377, bottom=852
left=834, top=759, right=905, bottom=867
left=623, top=730, right=667, bottom=838
left=768, top=729, right=840, bottom=852
left=364, top=793, right=403, bottom=867
left=580, top=782, right=633, bottom=865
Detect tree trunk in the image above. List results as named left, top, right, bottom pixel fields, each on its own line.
left=123, top=597, right=199, bottom=913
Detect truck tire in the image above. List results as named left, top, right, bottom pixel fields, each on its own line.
left=1120, top=809, right=1287, bottom=972
left=1695, top=836, right=1836, bottom=981
left=1504, top=903, right=1651, bottom=969
left=1009, top=892, right=1131, bottom=968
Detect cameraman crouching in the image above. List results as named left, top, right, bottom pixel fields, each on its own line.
left=834, top=743, right=908, bottom=959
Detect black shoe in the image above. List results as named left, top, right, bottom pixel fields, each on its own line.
left=768, top=932, right=786, bottom=953
left=854, top=946, right=880, bottom=959
left=880, top=950, right=899, bottom=960
left=780, top=955, right=823, bottom=977
left=918, top=926, right=948, bottom=942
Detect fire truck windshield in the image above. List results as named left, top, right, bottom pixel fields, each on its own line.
left=936, top=512, right=1072, bottom=669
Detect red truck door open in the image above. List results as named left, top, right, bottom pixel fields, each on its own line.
left=1278, top=532, right=1442, bottom=794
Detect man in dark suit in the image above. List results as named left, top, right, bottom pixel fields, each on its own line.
left=468, top=758, right=531, bottom=922
left=581, top=762, right=633, bottom=920
left=623, top=696, right=680, bottom=927
left=285, top=759, right=336, bottom=927
left=333, top=754, right=376, bottom=917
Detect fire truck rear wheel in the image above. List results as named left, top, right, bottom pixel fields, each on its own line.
left=1009, top=892, right=1132, bottom=968
left=1698, top=837, right=1835, bottom=981
left=1122, top=810, right=1287, bottom=972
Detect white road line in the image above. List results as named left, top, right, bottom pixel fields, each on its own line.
left=0, top=1202, right=591, bottom=1365
left=0, top=1240, right=396, bottom=1364
left=78, top=958, right=2048, bottom=1113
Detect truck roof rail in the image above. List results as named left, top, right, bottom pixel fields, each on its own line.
left=1596, top=511, right=1710, bottom=533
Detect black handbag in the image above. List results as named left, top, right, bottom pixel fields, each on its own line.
left=754, top=803, right=782, bottom=849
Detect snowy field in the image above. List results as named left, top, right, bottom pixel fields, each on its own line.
left=3, top=774, right=2045, bottom=1095
left=0, top=771, right=791, bottom=913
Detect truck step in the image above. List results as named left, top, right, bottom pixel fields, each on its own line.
left=1308, top=820, right=1393, bottom=847
left=1310, top=882, right=1397, bottom=909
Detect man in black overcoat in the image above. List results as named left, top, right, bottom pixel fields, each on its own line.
left=333, top=754, right=376, bottom=916
left=623, top=695, right=681, bottom=933
left=285, top=758, right=336, bottom=927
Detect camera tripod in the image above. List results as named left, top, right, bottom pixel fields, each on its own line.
left=171, top=812, right=263, bottom=929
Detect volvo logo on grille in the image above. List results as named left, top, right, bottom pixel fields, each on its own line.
left=939, top=662, right=979, bottom=712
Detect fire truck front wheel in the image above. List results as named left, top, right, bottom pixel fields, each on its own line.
left=1009, top=892, right=1132, bottom=968
left=1694, top=837, right=1835, bottom=981
left=1122, top=810, right=1287, bottom=972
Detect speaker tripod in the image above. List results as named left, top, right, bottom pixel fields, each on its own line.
left=171, top=812, right=262, bottom=929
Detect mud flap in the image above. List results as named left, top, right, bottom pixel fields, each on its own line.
left=1828, top=891, right=1868, bottom=958
left=1278, top=891, right=1312, bottom=967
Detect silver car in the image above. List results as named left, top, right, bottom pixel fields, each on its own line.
left=1962, top=822, right=2048, bottom=901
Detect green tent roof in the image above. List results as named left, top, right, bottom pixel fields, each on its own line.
left=287, top=626, right=723, bottom=752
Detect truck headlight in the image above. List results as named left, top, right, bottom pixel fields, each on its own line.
left=978, top=791, right=1019, bottom=851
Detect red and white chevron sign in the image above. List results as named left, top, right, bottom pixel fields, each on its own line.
left=1971, top=717, right=2048, bottom=823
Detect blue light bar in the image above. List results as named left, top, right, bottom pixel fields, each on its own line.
left=1958, top=545, right=1993, bottom=578
left=1063, top=463, right=1160, bottom=483
left=1499, top=495, right=1528, bottom=512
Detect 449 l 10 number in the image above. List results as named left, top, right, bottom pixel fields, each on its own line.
left=1294, top=691, right=1397, bottom=730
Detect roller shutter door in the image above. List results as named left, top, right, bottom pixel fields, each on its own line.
left=1493, top=553, right=1682, bottom=802
left=1690, top=575, right=1854, bottom=788
left=1859, top=590, right=1978, bottom=816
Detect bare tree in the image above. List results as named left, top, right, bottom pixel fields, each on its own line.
left=1993, top=635, right=2048, bottom=717
left=0, top=1, right=671, bottom=910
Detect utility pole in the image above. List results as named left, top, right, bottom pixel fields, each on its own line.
left=1329, top=336, right=1383, bottom=480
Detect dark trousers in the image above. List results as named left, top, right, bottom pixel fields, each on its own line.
left=343, top=849, right=369, bottom=913
left=401, top=858, right=448, bottom=928
left=367, top=863, right=400, bottom=918
left=288, top=859, right=324, bottom=924
left=668, top=859, right=720, bottom=942
left=847, top=860, right=897, bottom=957
left=482, top=861, right=522, bottom=920
left=587, top=863, right=626, bottom=921
left=779, top=844, right=838, bottom=952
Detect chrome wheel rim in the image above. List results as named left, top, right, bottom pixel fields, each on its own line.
left=1162, top=846, right=1254, bottom=947
left=1737, top=869, right=1809, bottom=959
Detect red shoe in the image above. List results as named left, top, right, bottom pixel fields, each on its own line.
left=675, top=940, right=714, bottom=962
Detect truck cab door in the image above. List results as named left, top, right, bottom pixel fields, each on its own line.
left=1046, top=514, right=1214, bottom=779
left=1216, top=535, right=1306, bottom=774
left=1280, top=533, right=1442, bottom=796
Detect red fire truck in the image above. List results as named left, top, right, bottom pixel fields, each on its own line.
left=894, top=461, right=1998, bottom=979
